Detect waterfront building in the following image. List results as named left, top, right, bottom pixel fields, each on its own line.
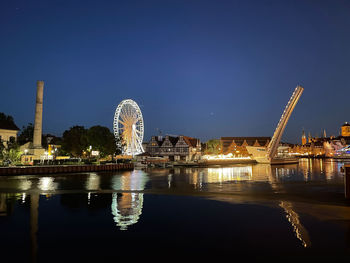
left=294, top=122, right=350, bottom=157
left=293, top=141, right=325, bottom=157
left=146, top=135, right=201, bottom=161
left=341, top=122, right=350, bottom=137
left=0, top=119, right=19, bottom=147
left=221, top=137, right=271, bottom=157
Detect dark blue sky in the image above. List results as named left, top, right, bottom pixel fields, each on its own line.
left=1, top=0, right=350, bottom=143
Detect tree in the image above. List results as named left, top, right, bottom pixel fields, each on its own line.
left=87, top=126, right=116, bottom=158
left=114, top=135, right=124, bottom=155
left=204, top=139, right=222, bottom=155
left=0, top=113, right=19, bottom=132
left=0, top=112, right=16, bottom=125
left=0, top=141, right=22, bottom=166
left=61, top=126, right=88, bottom=157
left=17, top=123, right=34, bottom=145
left=0, top=141, right=5, bottom=161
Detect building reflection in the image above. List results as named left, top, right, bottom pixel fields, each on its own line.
left=297, top=158, right=345, bottom=181
left=206, top=166, right=252, bottom=182
left=111, top=170, right=149, bottom=230
left=0, top=158, right=348, bottom=246
left=180, top=164, right=314, bottom=248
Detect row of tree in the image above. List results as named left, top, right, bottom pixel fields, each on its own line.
left=1, top=112, right=122, bottom=163
left=61, top=125, right=121, bottom=158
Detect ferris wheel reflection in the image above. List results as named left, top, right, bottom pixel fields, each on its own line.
left=111, top=170, right=149, bottom=230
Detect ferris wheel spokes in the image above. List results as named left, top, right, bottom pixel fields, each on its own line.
left=113, top=99, right=144, bottom=156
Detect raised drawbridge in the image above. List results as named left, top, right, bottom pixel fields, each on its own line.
left=246, top=85, right=304, bottom=163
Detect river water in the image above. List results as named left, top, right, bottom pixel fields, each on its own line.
left=1, top=158, right=350, bottom=262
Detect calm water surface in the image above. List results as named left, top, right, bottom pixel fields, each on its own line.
left=1, top=158, right=350, bottom=262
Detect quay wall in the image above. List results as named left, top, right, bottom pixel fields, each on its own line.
left=0, top=163, right=134, bottom=176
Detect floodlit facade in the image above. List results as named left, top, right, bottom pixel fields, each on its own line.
left=341, top=122, right=350, bottom=137
left=146, top=135, right=201, bottom=161
left=220, top=137, right=271, bottom=157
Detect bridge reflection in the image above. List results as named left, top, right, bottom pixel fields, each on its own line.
left=0, top=158, right=348, bottom=258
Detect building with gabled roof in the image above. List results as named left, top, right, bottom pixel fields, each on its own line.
left=220, top=137, right=271, bottom=157
left=146, top=135, right=201, bottom=161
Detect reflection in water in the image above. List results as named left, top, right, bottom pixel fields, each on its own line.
left=188, top=166, right=253, bottom=188
left=111, top=170, right=149, bottom=230
left=165, top=165, right=314, bottom=247
left=30, top=194, right=39, bottom=263
left=279, top=201, right=311, bottom=248
left=0, top=158, right=348, bottom=248
left=298, top=158, right=344, bottom=182
left=0, top=193, right=7, bottom=216
left=20, top=179, right=32, bottom=191
left=38, top=177, right=57, bottom=192
left=206, top=166, right=252, bottom=182
left=85, top=173, right=100, bottom=191
left=111, top=170, right=148, bottom=191
left=0, top=159, right=346, bottom=193
left=111, top=193, right=144, bottom=231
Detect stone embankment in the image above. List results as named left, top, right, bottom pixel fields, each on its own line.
left=0, top=163, right=133, bottom=176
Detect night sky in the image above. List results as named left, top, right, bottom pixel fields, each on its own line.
left=1, top=0, right=350, bottom=143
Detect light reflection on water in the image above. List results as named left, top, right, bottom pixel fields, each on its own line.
left=38, top=177, right=57, bottom=192
left=279, top=201, right=311, bottom=248
left=206, top=166, right=252, bottom=182
left=0, top=158, right=349, bottom=246
left=111, top=170, right=148, bottom=230
left=0, top=158, right=347, bottom=193
left=85, top=173, right=100, bottom=191
left=111, top=192, right=144, bottom=231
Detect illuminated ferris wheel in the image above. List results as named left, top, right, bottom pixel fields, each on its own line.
left=113, top=99, right=144, bottom=156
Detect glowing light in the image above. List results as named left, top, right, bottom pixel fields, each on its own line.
left=113, top=99, right=144, bottom=156
left=202, top=153, right=251, bottom=160
left=206, top=166, right=253, bottom=183
left=110, top=170, right=149, bottom=230
left=111, top=170, right=148, bottom=191
left=111, top=192, right=144, bottom=231
left=38, top=177, right=57, bottom=191
left=189, top=167, right=253, bottom=187
left=85, top=173, right=100, bottom=191
left=280, top=201, right=311, bottom=248
left=19, top=179, right=32, bottom=191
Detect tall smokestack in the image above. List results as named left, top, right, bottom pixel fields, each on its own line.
left=33, top=80, right=44, bottom=148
